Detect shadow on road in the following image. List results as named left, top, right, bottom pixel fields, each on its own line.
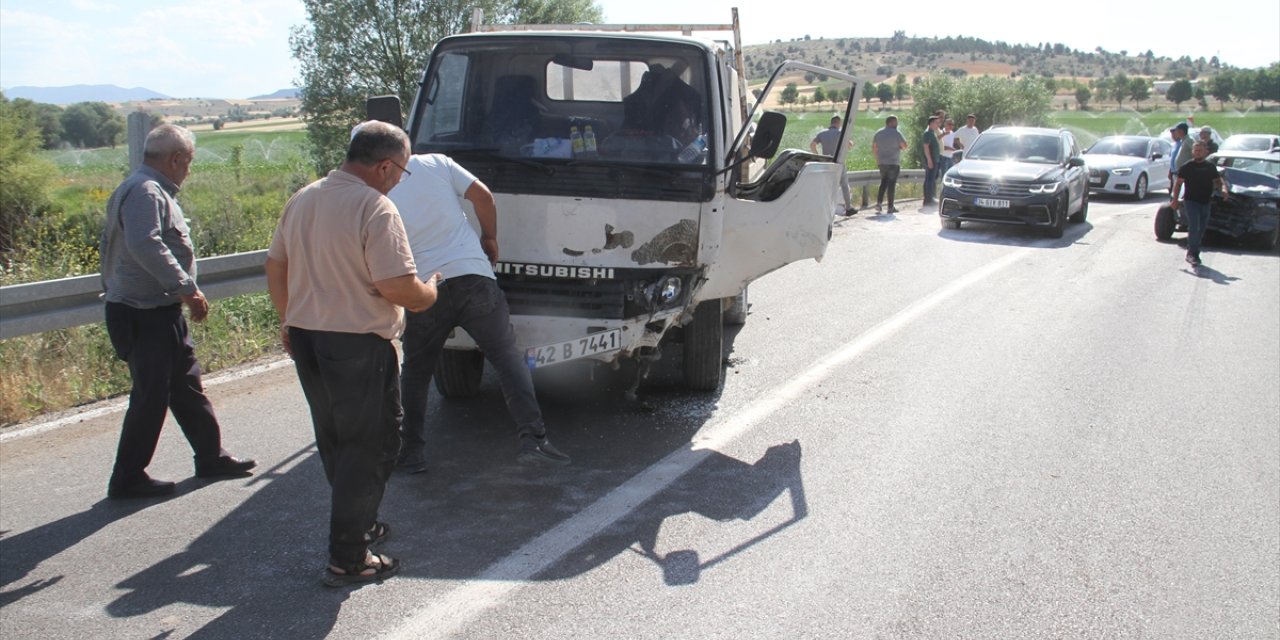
left=1, top=319, right=806, bottom=636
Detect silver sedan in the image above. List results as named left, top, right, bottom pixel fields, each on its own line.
left=1083, top=135, right=1172, bottom=200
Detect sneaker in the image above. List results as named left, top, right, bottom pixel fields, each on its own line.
left=887, top=206, right=900, bottom=214
left=517, top=436, right=571, bottom=466
left=844, top=207, right=858, bottom=216
left=874, top=204, right=883, bottom=214
left=397, top=450, right=429, bottom=475
left=1186, top=253, right=1202, bottom=266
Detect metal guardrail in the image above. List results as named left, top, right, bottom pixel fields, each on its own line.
left=0, top=250, right=268, bottom=339
left=0, top=169, right=929, bottom=340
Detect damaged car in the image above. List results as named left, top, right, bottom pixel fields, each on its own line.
left=1154, top=150, right=1280, bottom=251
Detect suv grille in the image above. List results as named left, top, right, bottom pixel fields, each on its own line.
left=954, top=179, right=1035, bottom=198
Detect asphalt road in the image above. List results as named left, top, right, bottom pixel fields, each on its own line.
left=2, top=196, right=1278, bottom=639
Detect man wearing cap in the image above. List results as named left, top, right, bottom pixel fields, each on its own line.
left=1168, top=123, right=1194, bottom=189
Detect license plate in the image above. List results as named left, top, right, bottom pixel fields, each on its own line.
left=525, top=329, right=622, bottom=369
left=974, top=197, right=1010, bottom=208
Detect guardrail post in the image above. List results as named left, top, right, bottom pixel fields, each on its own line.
left=127, top=112, right=150, bottom=172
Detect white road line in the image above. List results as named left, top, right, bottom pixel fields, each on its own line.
left=0, top=358, right=292, bottom=443
left=384, top=246, right=1035, bottom=640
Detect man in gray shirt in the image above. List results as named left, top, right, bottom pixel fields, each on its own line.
left=100, top=124, right=255, bottom=499
left=871, top=115, right=909, bottom=214
left=810, top=115, right=855, bottom=215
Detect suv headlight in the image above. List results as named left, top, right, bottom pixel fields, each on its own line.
left=942, top=175, right=962, bottom=188
left=1111, top=167, right=1132, bottom=176
left=1028, top=181, right=1063, bottom=194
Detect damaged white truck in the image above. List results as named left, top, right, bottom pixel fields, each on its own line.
left=368, top=10, right=861, bottom=394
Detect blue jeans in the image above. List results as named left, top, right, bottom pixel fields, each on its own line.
left=1183, top=199, right=1212, bottom=255
left=399, top=275, right=543, bottom=458
left=288, top=328, right=402, bottom=565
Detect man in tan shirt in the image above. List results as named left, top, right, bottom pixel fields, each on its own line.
left=266, top=121, right=440, bottom=587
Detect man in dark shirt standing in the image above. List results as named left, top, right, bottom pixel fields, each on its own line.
left=921, top=116, right=941, bottom=206
left=1170, top=141, right=1229, bottom=266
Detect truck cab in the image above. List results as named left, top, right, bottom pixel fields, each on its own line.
left=375, top=11, right=861, bottom=393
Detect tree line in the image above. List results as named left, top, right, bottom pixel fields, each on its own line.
left=0, top=97, right=141, bottom=150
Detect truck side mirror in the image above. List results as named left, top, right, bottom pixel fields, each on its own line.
left=749, top=111, right=786, bottom=160
left=366, top=95, right=404, bottom=129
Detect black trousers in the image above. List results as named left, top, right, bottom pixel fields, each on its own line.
left=288, top=328, right=402, bottom=565
left=104, top=302, right=225, bottom=489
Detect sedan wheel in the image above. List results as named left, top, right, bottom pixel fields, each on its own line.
left=1133, top=174, right=1148, bottom=201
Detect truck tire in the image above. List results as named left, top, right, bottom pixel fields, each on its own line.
left=724, top=287, right=749, bottom=326
left=683, top=299, right=724, bottom=391
left=434, top=349, right=484, bottom=398
left=1154, top=205, right=1176, bottom=241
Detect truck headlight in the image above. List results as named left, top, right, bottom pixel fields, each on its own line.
left=942, top=175, right=961, bottom=188
left=1029, top=181, right=1062, bottom=194
left=653, top=276, right=682, bottom=306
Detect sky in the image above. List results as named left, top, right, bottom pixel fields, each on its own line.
left=2, top=0, right=1277, bottom=99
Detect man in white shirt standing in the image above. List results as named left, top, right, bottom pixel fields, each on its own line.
left=389, top=154, right=570, bottom=472
left=953, top=114, right=980, bottom=161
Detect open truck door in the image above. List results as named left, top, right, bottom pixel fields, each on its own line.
left=698, top=62, right=862, bottom=300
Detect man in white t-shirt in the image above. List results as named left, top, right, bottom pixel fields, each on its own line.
left=388, top=154, right=570, bottom=472
left=954, top=114, right=980, bottom=161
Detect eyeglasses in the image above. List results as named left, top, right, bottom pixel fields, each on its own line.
left=386, top=158, right=412, bottom=179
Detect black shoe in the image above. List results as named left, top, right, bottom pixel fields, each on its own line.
left=108, top=477, right=176, bottom=499
left=517, top=436, right=571, bottom=466
left=397, top=451, right=429, bottom=475
left=195, top=454, right=257, bottom=479
left=1186, top=253, right=1202, bottom=266
left=887, top=206, right=900, bottom=214
left=844, top=207, right=858, bottom=216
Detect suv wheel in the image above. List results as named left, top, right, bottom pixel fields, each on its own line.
left=1069, top=190, right=1089, bottom=224
left=1044, top=198, right=1066, bottom=238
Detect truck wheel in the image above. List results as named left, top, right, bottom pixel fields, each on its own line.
left=683, top=299, right=723, bottom=391
left=724, top=287, right=749, bottom=326
left=434, top=349, right=484, bottom=398
left=1154, top=206, right=1176, bottom=241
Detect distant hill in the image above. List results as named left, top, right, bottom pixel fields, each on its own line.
left=249, top=88, right=300, bottom=100
left=741, top=34, right=1249, bottom=85
left=2, top=84, right=170, bottom=105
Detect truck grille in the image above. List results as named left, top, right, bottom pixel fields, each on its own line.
left=498, top=276, right=628, bottom=319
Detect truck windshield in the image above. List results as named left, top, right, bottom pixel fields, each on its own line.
left=411, top=36, right=713, bottom=167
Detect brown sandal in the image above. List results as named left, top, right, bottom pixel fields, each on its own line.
left=323, top=551, right=400, bottom=587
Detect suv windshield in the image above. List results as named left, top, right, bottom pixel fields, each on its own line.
left=411, top=36, right=712, bottom=167
left=966, top=132, right=1062, bottom=164
left=1086, top=137, right=1147, bottom=158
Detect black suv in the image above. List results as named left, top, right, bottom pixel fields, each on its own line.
left=940, top=127, right=1089, bottom=238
